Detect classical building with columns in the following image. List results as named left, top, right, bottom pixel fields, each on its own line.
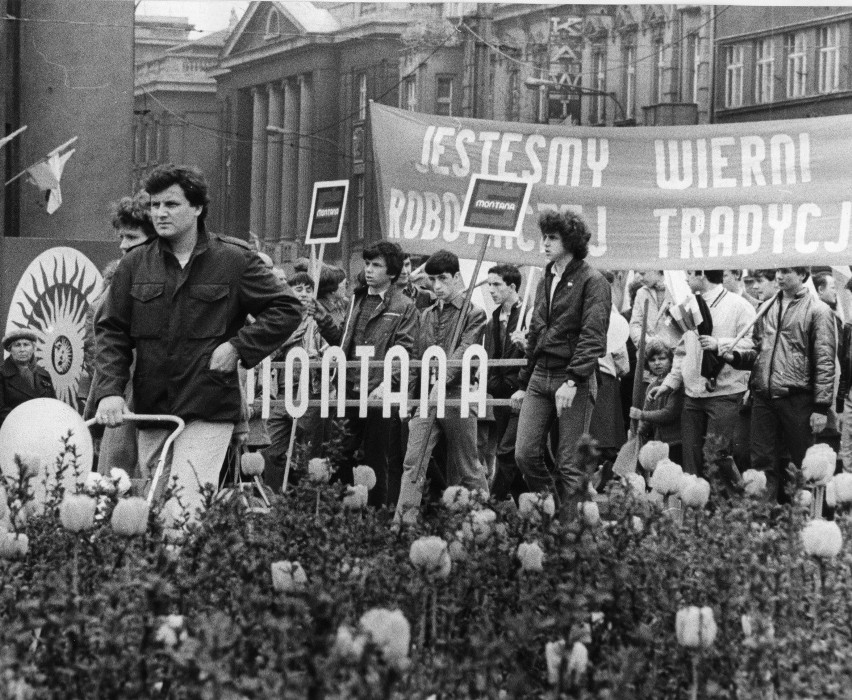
left=213, top=1, right=432, bottom=271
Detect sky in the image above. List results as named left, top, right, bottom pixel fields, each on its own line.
left=136, top=1, right=250, bottom=37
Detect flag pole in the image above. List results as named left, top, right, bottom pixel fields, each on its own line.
left=4, top=136, right=78, bottom=186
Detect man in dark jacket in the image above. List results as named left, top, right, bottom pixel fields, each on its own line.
left=725, top=267, right=836, bottom=502
left=482, top=263, right=526, bottom=501
left=93, top=164, right=301, bottom=524
left=312, top=240, right=418, bottom=507
left=511, top=210, right=611, bottom=518
left=395, top=250, right=488, bottom=523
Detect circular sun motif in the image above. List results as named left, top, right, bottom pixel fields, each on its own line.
left=5, top=247, right=102, bottom=408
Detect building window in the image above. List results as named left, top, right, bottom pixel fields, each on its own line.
left=622, top=43, right=636, bottom=119
left=264, top=9, right=280, bottom=39
left=436, top=76, right=454, bottom=116
left=682, top=32, right=700, bottom=103
left=724, top=44, right=744, bottom=108
left=786, top=31, right=807, bottom=98
left=590, top=49, right=606, bottom=123
left=357, top=72, right=367, bottom=121
left=818, top=25, right=840, bottom=94
left=353, top=175, right=365, bottom=239
left=402, top=76, right=417, bottom=111
left=653, top=38, right=666, bottom=104
left=755, top=37, right=774, bottom=104
left=507, top=66, right=520, bottom=121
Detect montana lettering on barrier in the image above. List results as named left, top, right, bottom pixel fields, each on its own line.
left=266, top=345, right=491, bottom=419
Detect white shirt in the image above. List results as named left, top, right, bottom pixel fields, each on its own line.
left=548, top=258, right=569, bottom=307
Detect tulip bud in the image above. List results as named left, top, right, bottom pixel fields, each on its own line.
left=109, top=468, right=132, bottom=495
left=567, top=641, right=588, bottom=676
left=517, top=541, right=545, bottom=572
left=625, top=473, right=647, bottom=497
left=632, top=515, right=644, bottom=533
left=544, top=639, right=566, bottom=685
left=741, top=614, right=753, bottom=638
left=59, top=494, right=97, bottom=532
left=638, top=440, right=669, bottom=472
left=342, top=484, right=369, bottom=509
left=0, top=532, right=28, bottom=559
left=471, top=508, right=497, bottom=541
left=581, top=501, right=601, bottom=527
left=448, top=539, right=467, bottom=562
left=271, top=560, right=308, bottom=593
left=795, top=489, right=813, bottom=508
left=155, top=623, right=179, bottom=647
left=742, top=469, right=767, bottom=497
left=307, top=457, right=331, bottom=483
left=240, top=452, right=265, bottom=477
left=441, top=485, right=471, bottom=511
left=358, top=608, right=410, bottom=670
left=680, top=478, right=710, bottom=509
left=518, top=492, right=555, bottom=523
left=649, top=459, right=684, bottom=496
left=333, top=624, right=365, bottom=660
left=802, top=519, right=843, bottom=558
left=409, top=536, right=452, bottom=578
left=802, top=444, right=837, bottom=486
left=352, top=465, right=376, bottom=490
left=111, top=497, right=149, bottom=537
left=832, top=473, right=852, bottom=504
left=675, top=606, right=717, bottom=649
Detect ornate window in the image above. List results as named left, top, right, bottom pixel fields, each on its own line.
left=264, top=9, right=281, bottom=40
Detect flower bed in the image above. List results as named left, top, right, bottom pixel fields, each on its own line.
left=2, top=451, right=852, bottom=698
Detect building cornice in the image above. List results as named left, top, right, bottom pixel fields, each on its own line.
left=717, top=10, right=852, bottom=44
left=716, top=89, right=852, bottom=117
left=135, top=82, right=217, bottom=97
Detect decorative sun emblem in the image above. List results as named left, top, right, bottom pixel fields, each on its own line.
left=5, top=247, right=102, bottom=408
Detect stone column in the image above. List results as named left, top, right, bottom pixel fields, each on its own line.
left=296, top=74, right=313, bottom=237
left=264, top=83, right=283, bottom=243
left=249, top=86, right=269, bottom=239
left=279, top=78, right=299, bottom=242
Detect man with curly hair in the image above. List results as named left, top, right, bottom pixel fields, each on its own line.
left=510, top=210, right=611, bottom=519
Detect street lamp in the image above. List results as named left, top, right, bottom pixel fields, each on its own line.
left=523, top=77, right=625, bottom=124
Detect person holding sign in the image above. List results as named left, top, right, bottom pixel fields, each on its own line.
left=395, top=250, right=488, bottom=523
left=510, top=211, right=611, bottom=520
left=310, top=241, right=418, bottom=508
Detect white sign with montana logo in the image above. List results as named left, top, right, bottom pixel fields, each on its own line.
left=458, top=175, right=533, bottom=238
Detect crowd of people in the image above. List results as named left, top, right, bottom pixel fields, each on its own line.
left=2, top=162, right=848, bottom=526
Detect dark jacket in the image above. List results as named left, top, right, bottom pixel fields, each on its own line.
left=484, top=301, right=524, bottom=399
left=316, top=283, right=418, bottom=393
left=414, top=295, right=487, bottom=391
left=0, top=357, right=56, bottom=427
left=519, top=258, right=611, bottom=389
left=637, top=375, right=683, bottom=445
left=731, top=289, right=836, bottom=411
left=92, top=232, right=302, bottom=422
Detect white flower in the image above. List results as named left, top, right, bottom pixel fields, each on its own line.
left=448, top=538, right=467, bottom=562
left=581, top=501, right=600, bottom=527
left=567, top=641, right=588, bottom=676
left=639, top=441, right=669, bottom=472
left=155, top=623, right=178, bottom=647
left=648, top=459, right=684, bottom=496
left=742, top=469, right=767, bottom=497
left=307, top=457, right=331, bottom=484
left=0, top=532, right=28, bottom=559
left=240, top=452, right=265, bottom=477
left=333, top=624, right=365, bottom=660
left=441, top=485, right=471, bottom=511
left=518, top=493, right=555, bottom=523
left=802, top=444, right=837, bottom=486
left=678, top=473, right=698, bottom=498
left=826, top=479, right=837, bottom=507
left=342, top=484, right=369, bottom=509
left=517, top=541, right=545, bottom=572
left=59, top=494, right=97, bottom=532
left=471, top=508, right=497, bottom=541
left=409, top=536, right=452, bottom=578
left=545, top=639, right=566, bottom=685
left=352, top=465, right=377, bottom=490
left=832, top=473, right=852, bottom=504
left=111, top=497, right=149, bottom=536
left=109, top=468, right=132, bottom=495
left=358, top=608, right=410, bottom=670
left=675, top=606, right=717, bottom=649
left=741, top=614, right=753, bottom=638
left=632, top=516, right=644, bottom=533
left=165, top=614, right=184, bottom=630
left=625, top=473, right=647, bottom=497
left=680, top=478, right=710, bottom=509
left=271, top=560, right=308, bottom=593
left=802, top=519, right=843, bottom=558
left=795, top=490, right=813, bottom=508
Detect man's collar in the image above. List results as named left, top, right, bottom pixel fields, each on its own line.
left=157, top=230, right=209, bottom=259
left=368, top=286, right=388, bottom=300
left=702, top=284, right=724, bottom=303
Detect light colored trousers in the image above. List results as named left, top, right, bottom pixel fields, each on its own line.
left=138, top=420, right=234, bottom=525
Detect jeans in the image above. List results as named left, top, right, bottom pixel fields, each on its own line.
left=515, top=367, right=596, bottom=502
left=395, top=403, right=488, bottom=521
left=138, top=420, right=234, bottom=526
left=751, top=392, right=815, bottom=503
left=680, top=392, right=744, bottom=475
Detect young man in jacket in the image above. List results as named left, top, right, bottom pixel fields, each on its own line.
left=725, top=267, right=836, bottom=502
left=312, top=240, right=418, bottom=507
left=395, top=250, right=489, bottom=523
left=93, top=164, right=302, bottom=524
left=510, top=211, right=611, bottom=518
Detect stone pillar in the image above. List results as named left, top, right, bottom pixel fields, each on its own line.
left=249, top=86, right=269, bottom=239
left=264, top=83, right=283, bottom=243
left=280, top=78, right=300, bottom=242
left=296, top=74, right=313, bottom=237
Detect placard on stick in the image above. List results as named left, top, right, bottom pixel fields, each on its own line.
left=458, top=175, right=532, bottom=238
left=305, top=179, right=349, bottom=245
